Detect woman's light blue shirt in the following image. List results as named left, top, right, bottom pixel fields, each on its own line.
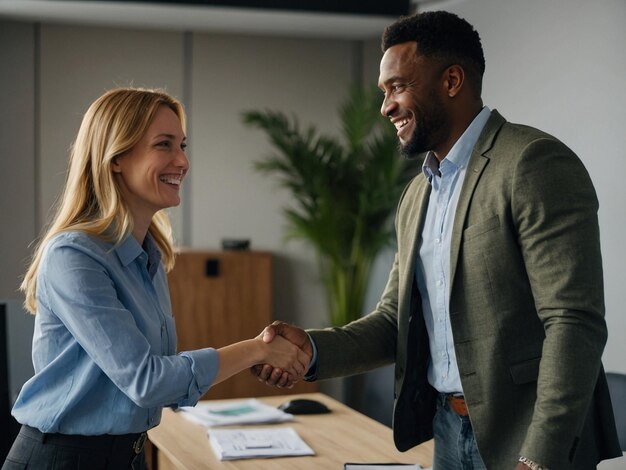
left=12, top=231, right=218, bottom=435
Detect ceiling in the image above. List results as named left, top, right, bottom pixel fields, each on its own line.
left=0, top=0, right=426, bottom=40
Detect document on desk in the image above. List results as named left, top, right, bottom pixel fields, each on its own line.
left=179, top=399, right=293, bottom=427
left=208, top=427, right=315, bottom=461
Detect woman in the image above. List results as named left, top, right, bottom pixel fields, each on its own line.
left=3, top=88, right=309, bottom=469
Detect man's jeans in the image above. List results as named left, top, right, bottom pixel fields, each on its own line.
left=433, top=393, right=487, bottom=470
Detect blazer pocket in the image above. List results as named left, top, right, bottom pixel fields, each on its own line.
left=463, top=215, right=500, bottom=241
left=510, top=357, right=541, bottom=384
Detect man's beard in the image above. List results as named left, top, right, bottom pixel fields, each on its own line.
left=399, top=124, right=428, bottom=159
left=400, top=96, right=447, bottom=159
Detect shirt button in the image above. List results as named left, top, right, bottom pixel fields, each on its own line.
left=435, top=238, right=441, bottom=244
left=436, top=280, right=443, bottom=287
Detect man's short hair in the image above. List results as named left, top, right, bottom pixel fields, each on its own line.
left=382, top=11, right=485, bottom=97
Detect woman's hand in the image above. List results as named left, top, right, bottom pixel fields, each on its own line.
left=215, top=336, right=310, bottom=386
left=255, top=335, right=311, bottom=382
left=251, top=321, right=313, bottom=388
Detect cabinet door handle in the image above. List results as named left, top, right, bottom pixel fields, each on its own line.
left=205, top=259, right=220, bottom=277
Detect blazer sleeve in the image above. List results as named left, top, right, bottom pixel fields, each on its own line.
left=307, top=253, right=399, bottom=379
left=306, top=173, right=427, bottom=380
left=511, top=137, right=608, bottom=466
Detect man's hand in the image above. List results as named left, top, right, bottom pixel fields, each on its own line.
left=250, top=321, right=312, bottom=388
left=515, top=463, right=532, bottom=470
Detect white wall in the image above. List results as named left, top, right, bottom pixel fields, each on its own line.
left=423, top=0, right=626, bottom=374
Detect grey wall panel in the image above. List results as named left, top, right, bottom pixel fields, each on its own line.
left=0, top=21, right=36, bottom=299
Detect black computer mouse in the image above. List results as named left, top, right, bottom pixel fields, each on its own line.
left=277, top=398, right=331, bottom=415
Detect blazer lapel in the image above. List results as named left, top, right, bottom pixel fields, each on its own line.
left=398, top=174, right=431, bottom=323
left=449, top=110, right=506, bottom=288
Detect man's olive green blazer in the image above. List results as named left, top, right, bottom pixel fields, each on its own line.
left=308, top=111, right=621, bottom=469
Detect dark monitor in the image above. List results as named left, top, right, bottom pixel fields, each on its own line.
left=1, top=301, right=33, bottom=460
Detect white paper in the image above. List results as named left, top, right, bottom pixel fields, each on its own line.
left=179, top=399, right=293, bottom=427
left=208, top=427, right=315, bottom=460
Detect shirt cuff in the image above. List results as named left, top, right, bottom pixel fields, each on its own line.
left=304, top=332, right=318, bottom=381
left=177, top=348, right=218, bottom=406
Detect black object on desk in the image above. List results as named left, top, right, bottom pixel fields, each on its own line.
left=278, top=398, right=331, bottom=415
left=221, top=238, right=250, bottom=250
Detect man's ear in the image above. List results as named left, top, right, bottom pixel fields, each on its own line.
left=443, top=64, right=465, bottom=98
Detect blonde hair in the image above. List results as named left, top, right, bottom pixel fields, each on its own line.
left=21, top=87, right=186, bottom=314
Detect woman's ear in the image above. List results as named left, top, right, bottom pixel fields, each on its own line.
left=111, top=156, right=122, bottom=173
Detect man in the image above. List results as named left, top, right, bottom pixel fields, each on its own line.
left=254, top=11, right=621, bottom=469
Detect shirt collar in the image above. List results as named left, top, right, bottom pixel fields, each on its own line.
left=143, top=233, right=162, bottom=278
left=114, top=235, right=142, bottom=267
left=114, top=232, right=162, bottom=275
left=422, top=106, right=492, bottom=181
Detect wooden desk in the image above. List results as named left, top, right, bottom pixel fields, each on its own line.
left=148, top=393, right=433, bottom=469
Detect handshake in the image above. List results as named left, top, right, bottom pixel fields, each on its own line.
left=251, top=321, right=312, bottom=388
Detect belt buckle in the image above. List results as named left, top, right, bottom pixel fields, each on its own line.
left=133, top=433, right=147, bottom=455
left=447, top=394, right=469, bottom=417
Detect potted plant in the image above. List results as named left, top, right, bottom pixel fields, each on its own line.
left=242, top=86, right=412, bottom=330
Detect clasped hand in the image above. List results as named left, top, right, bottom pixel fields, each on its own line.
left=251, top=321, right=313, bottom=388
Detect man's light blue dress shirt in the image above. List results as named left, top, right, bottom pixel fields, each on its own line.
left=415, top=106, right=491, bottom=394
left=12, top=231, right=218, bottom=435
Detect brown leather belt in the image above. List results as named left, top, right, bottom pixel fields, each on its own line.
left=447, top=394, right=469, bottom=416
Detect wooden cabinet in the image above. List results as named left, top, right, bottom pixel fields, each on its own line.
left=167, top=250, right=317, bottom=399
